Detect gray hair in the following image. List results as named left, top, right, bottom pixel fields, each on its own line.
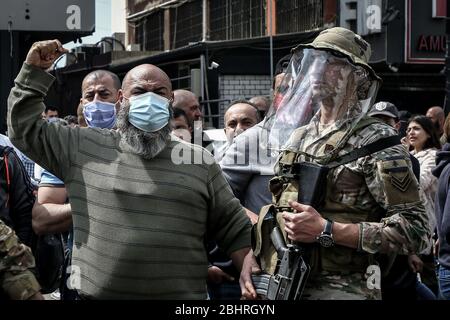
left=116, top=101, right=172, bottom=159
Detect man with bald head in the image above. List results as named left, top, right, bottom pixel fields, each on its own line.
left=426, top=106, right=445, bottom=137
left=224, top=100, right=260, bottom=144
left=82, top=70, right=121, bottom=108
left=207, top=100, right=260, bottom=299
left=172, top=89, right=202, bottom=130
left=8, top=39, right=251, bottom=299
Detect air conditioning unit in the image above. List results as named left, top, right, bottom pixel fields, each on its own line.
left=112, top=32, right=125, bottom=51
left=100, top=33, right=126, bottom=53
left=71, top=45, right=101, bottom=61
left=126, top=43, right=141, bottom=51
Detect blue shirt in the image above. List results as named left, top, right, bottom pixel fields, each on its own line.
left=39, top=169, right=64, bottom=186
left=0, top=133, right=36, bottom=184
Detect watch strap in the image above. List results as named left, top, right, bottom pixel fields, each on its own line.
left=323, top=219, right=333, bottom=235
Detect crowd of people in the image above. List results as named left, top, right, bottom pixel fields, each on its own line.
left=0, top=27, right=449, bottom=301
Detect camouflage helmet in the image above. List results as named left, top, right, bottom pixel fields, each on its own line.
left=293, top=27, right=381, bottom=81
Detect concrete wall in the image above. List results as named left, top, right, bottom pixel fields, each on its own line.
left=218, top=74, right=271, bottom=127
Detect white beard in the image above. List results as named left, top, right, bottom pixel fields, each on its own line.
left=116, top=101, right=171, bottom=159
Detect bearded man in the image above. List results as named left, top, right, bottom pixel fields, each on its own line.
left=8, top=39, right=251, bottom=299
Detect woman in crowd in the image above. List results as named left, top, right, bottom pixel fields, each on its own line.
left=406, top=115, right=441, bottom=297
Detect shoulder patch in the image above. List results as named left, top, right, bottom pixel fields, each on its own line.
left=378, top=158, right=420, bottom=205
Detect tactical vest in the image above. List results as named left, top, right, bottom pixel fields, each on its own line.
left=253, top=117, right=399, bottom=278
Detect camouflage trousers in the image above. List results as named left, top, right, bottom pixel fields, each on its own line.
left=302, top=271, right=381, bottom=300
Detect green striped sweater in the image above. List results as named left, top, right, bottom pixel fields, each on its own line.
left=8, top=63, right=251, bottom=299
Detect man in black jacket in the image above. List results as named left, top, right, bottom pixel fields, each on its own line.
left=432, top=143, right=450, bottom=299
left=1, top=145, right=39, bottom=300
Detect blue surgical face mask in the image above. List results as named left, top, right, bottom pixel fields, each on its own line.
left=47, top=117, right=60, bottom=123
left=127, top=91, right=170, bottom=132
left=83, top=100, right=116, bottom=129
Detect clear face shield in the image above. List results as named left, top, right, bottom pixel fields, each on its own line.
left=263, top=48, right=380, bottom=155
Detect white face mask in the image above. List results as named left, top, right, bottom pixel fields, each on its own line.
left=127, top=92, right=170, bottom=132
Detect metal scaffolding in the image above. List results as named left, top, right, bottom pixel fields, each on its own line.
left=276, top=0, right=324, bottom=34
left=209, top=0, right=265, bottom=41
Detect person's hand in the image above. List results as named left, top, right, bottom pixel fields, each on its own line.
left=239, top=250, right=261, bottom=300
left=25, top=39, right=68, bottom=70
left=27, top=292, right=45, bottom=300
left=408, top=254, right=423, bottom=273
left=282, top=201, right=326, bottom=243
left=401, top=136, right=410, bottom=149
left=207, top=266, right=235, bottom=284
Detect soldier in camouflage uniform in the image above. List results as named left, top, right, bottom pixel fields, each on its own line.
left=240, top=27, right=430, bottom=300
left=0, top=219, right=43, bottom=299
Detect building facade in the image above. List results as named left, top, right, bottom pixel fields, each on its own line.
left=31, top=0, right=447, bottom=131
left=124, top=0, right=334, bottom=127
left=123, top=0, right=446, bottom=127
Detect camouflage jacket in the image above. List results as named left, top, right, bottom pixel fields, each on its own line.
left=281, top=116, right=429, bottom=254
left=271, top=116, right=430, bottom=299
left=0, top=219, right=41, bottom=299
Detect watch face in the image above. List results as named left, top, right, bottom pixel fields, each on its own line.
left=318, top=234, right=334, bottom=248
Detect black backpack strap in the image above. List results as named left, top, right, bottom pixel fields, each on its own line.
left=1, top=146, right=13, bottom=207
left=327, top=135, right=402, bottom=169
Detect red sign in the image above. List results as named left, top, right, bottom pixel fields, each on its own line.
left=432, top=0, right=447, bottom=18
left=417, top=35, right=446, bottom=52
left=405, top=0, right=446, bottom=64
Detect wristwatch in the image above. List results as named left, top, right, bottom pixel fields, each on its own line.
left=316, top=219, right=334, bottom=248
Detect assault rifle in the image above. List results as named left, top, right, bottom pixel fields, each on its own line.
left=251, top=161, right=327, bottom=300
left=252, top=224, right=310, bottom=300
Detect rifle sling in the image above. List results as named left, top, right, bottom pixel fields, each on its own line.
left=326, top=135, right=402, bottom=169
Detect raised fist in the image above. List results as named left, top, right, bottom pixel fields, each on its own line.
left=25, top=39, right=68, bottom=70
